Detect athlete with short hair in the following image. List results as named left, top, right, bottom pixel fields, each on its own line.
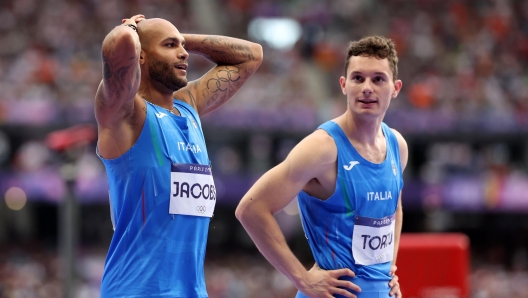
left=95, top=15, right=262, bottom=297
left=236, top=36, right=405, bottom=298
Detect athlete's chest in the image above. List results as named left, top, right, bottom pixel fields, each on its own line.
left=340, top=155, right=399, bottom=198
left=334, top=144, right=400, bottom=218
left=348, top=141, right=387, bottom=164
left=146, top=111, right=209, bottom=164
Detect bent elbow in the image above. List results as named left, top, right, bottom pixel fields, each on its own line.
left=234, top=204, right=247, bottom=222
left=102, top=27, right=139, bottom=59
left=252, top=43, right=264, bottom=64
left=235, top=200, right=255, bottom=225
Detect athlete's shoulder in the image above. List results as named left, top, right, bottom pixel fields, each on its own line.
left=389, top=128, right=407, bottom=150
left=293, top=128, right=337, bottom=166
left=279, top=128, right=337, bottom=184
left=311, top=127, right=336, bottom=143
left=389, top=127, right=408, bottom=170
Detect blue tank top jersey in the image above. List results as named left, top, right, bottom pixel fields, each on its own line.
left=297, top=121, right=404, bottom=290
left=98, top=99, right=212, bottom=298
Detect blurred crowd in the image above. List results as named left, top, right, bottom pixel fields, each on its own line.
left=1, top=246, right=528, bottom=298
left=0, top=246, right=299, bottom=298
left=1, top=0, right=528, bottom=297
left=0, top=0, right=527, bottom=132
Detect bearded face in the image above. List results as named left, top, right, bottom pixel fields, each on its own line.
left=148, top=59, right=188, bottom=91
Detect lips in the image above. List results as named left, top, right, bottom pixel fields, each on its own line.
left=175, top=63, right=187, bottom=70
left=358, top=99, right=377, bottom=104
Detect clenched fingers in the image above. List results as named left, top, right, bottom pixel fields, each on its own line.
left=389, top=274, right=401, bottom=297
left=388, top=274, right=399, bottom=287
left=121, top=14, right=145, bottom=24
left=389, top=284, right=401, bottom=298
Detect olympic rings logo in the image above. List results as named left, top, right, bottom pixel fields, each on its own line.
left=196, top=206, right=206, bottom=214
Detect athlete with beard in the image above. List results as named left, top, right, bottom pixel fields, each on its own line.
left=95, top=15, right=262, bottom=297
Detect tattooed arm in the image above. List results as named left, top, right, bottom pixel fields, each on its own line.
left=95, top=15, right=144, bottom=126
left=173, top=34, right=263, bottom=116
left=95, top=14, right=144, bottom=158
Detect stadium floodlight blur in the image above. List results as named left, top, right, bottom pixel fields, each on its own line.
left=248, top=17, right=302, bottom=50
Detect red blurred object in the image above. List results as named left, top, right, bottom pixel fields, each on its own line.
left=397, top=233, right=470, bottom=298
left=46, top=124, right=97, bottom=152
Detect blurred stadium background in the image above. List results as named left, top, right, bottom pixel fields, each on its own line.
left=1, top=0, right=528, bottom=297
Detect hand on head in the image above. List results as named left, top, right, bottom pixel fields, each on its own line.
left=122, top=14, right=146, bottom=25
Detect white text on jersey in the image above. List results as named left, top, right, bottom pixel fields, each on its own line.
left=177, top=142, right=202, bottom=153
left=367, top=191, right=393, bottom=201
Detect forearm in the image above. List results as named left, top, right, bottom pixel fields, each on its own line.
left=182, top=34, right=262, bottom=66
left=236, top=208, right=307, bottom=287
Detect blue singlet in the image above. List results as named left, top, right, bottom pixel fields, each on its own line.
left=296, top=121, right=404, bottom=297
left=98, top=99, right=214, bottom=298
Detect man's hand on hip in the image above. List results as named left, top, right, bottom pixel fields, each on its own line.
left=297, top=263, right=361, bottom=298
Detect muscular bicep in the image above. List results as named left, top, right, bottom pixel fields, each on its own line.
left=242, top=162, right=311, bottom=215
left=95, top=27, right=141, bottom=126
left=239, top=131, right=336, bottom=214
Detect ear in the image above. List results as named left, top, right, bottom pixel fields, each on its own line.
left=339, top=76, right=347, bottom=95
left=139, top=50, right=146, bottom=65
left=392, top=80, right=403, bottom=98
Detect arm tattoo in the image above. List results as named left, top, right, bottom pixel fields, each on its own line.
left=189, top=35, right=260, bottom=112
left=101, top=54, right=137, bottom=108
left=204, top=66, right=243, bottom=107
left=202, top=36, right=222, bottom=47
left=206, top=66, right=241, bottom=93
left=199, top=37, right=255, bottom=64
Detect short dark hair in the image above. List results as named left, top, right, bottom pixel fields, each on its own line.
left=344, top=36, right=398, bottom=81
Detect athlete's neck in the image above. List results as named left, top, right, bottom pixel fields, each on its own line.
left=138, top=84, right=174, bottom=111
left=341, top=112, right=383, bottom=146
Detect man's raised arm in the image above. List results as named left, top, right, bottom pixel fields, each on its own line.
left=95, top=15, right=144, bottom=127
left=174, top=34, right=263, bottom=116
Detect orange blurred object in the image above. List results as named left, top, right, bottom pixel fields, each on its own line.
left=408, top=84, right=435, bottom=109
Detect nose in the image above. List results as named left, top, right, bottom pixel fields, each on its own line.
left=179, top=49, right=189, bottom=60
left=362, top=79, right=373, bottom=96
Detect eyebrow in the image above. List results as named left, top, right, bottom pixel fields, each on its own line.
left=350, top=71, right=388, bottom=77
